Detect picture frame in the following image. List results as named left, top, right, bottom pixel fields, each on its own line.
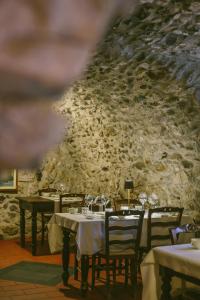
left=0, top=169, right=18, bottom=193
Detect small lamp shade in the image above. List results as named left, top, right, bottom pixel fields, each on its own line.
left=124, top=179, right=134, bottom=190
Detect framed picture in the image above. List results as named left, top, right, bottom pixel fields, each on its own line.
left=0, top=170, right=18, bottom=192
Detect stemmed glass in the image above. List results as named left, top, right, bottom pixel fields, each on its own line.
left=148, top=193, right=159, bottom=208
left=84, top=195, right=95, bottom=212
left=101, top=195, right=111, bottom=210
left=139, top=192, right=147, bottom=210
left=57, top=182, right=65, bottom=195
left=94, top=195, right=105, bottom=212
left=93, top=195, right=110, bottom=212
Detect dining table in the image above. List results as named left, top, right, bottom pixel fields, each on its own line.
left=47, top=211, right=192, bottom=295
left=141, top=243, right=200, bottom=300
left=17, top=195, right=83, bottom=255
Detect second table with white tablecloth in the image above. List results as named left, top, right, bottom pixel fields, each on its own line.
left=47, top=212, right=192, bottom=255
left=47, top=211, right=193, bottom=296
left=141, top=244, right=200, bottom=300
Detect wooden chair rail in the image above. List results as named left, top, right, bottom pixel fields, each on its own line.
left=147, top=207, right=184, bottom=250
left=109, top=239, right=136, bottom=246
left=151, top=234, right=171, bottom=241
left=59, top=193, right=86, bottom=213
left=151, top=221, right=179, bottom=227
left=109, top=225, right=139, bottom=231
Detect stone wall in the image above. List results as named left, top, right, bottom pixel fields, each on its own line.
left=41, top=0, right=200, bottom=208
left=0, top=171, right=38, bottom=240
left=1, top=0, right=200, bottom=239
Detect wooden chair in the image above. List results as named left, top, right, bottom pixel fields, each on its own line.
left=138, top=207, right=184, bottom=264
left=147, top=206, right=184, bottom=251
left=91, top=209, right=145, bottom=298
left=169, top=224, right=200, bottom=245
left=38, top=187, right=58, bottom=195
left=38, top=187, right=58, bottom=244
left=113, top=198, right=141, bottom=211
left=59, top=193, right=86, bottom=280
left=59, top=193, right=85, bottom=213
left=89, top=199, right=112, bottom=212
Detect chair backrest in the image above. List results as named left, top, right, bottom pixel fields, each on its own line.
left=169, top=224, right=200, bottom=245
left=147, top=206, right=184, bottom=250
left=38, top=187, right=57, bottom=196
left=89, top=198, right=112, bottom=212
left=105, top=209, right=144, bottom=257
left=113, top=198, right=140, bottom=211
left=59, top=193, right=85, bottom=212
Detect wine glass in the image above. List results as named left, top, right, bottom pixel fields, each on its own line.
left=138, top=192, right=147, bottom=210
left=84, top=194, right=95, bottom=211
left=101, top=195, right=112, bottom=210
left=93, top=195, right=105, bottom=212
left=57, top=182, right=65, bottom=194
left=149, top=193, right=159, bottom=208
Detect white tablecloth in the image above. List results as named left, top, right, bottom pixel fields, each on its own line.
left=141, top=244, right=200, bottom=300
left=47, top=212, right=192, bottom=255
left=48, top=213, right=105, bottom=256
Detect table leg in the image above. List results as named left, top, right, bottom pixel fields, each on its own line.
left=20, top=207, right=25, bottom=248
left=31, top=211, right=37, bottom=256
left=81, top=255, right=89, bottom=296
left=160, top=266, right=172, bottom=300
left=62, top=228, right=70, bottom=286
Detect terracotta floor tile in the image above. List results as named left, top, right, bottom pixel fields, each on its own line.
left=0, top=280, right=16, bottom=287
left=3, top=284, right=36, bottom=291
left=10, top=295, right=48, bottom=300
left=24, top=287, right=59, bottom=295
left=0, top=290, right=25, bottom=297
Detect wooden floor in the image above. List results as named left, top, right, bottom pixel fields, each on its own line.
left=0, top=240, right=142, bottom=300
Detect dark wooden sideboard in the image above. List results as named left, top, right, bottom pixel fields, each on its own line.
left=16, top=196, right=54, bottom=255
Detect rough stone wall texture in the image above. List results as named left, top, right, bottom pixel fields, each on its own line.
left=1, top=0, right=200, bottom=239
left=0, top=171, right=38, bottom=239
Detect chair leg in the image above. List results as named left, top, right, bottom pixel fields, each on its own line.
left=138, top=249, right=143, bottom=271
left=130, top=258, right=137, bottom=299
left=74, top=254, right=79, bottom=280
left=41, top=213, right=45, bottom=244
left=91, top=255, right=96, bottom=290
left=113, top=259, right=116, bottom=284
left=118, top=258, right=123, bottom=274
left=124, top=258, right=129, bottom=286
left=106, top=258, right=110, bottom=289
left=106, top=258, right=111, bottom=300
left=97, top=256, right=101, bottom=278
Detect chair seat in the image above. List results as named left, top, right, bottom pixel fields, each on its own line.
left=91, top=209, right=144, bottom=295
